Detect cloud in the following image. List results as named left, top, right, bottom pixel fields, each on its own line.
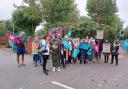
left=0, top=0, right=22, bottom=20
left=0, top=0, right=127, bottom=27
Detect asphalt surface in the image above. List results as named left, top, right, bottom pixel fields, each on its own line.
left=0, top=47, right=128, bottom=89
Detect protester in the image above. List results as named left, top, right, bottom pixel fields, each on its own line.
left=72, top=38, right=80, bottom=63
left=50, top=34, right=61, bottom=72
left=103, top=40, right=110, bottom=63
left=39, top=35, right=49, bottom=75
left=87, top=47, right=93, bottom=64
left=32, top=36, right=40, bottom=67
left=110, top=40, right=120, bottom=66
left=94, top=40, right=100, bottom=61
left=16, top=31, right=26, bottom=67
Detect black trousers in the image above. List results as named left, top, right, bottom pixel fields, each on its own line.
left=42, top=55, right=49, bottom=71
left=111, top=54, right=118, bottom=65
left=104, top=53, right=110, bottom=63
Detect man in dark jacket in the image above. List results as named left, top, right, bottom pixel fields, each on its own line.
left=110, top=41, right=120, bottom=66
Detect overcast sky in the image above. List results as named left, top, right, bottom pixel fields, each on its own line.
left=0, top=0, right=128, bottom=28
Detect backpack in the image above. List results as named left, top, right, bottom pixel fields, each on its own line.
left=52, top=38, right=60, bottom=54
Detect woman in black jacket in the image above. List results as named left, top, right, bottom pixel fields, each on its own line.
left=110, top=41, right=120, bottom=66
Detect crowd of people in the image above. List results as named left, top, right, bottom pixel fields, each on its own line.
left=16, top=32, right=120, bottom=75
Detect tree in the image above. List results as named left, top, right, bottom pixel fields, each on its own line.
left=41, top=0, right=78, bottom=24
left=12, top=6, right=42, bottom=34
left=124, top=26, right=128, bottom=38
left=0, top=20, right=6, bottom=37
left=87, top=0, right=118, bottom=25
left=86, top=0, right=121, bottom=41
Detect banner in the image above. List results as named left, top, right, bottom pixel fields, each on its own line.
left=102, top=43, right=110, bottom=53
left=96, top=30, right=104, bottom=39
left=72, top=48, right=80, bottom=58
left=79, top=42, right=90, bottom=50
left=62, top=39, right=71, bottom=49
left=7, top=33, right=19, bottom=43
left=48, top=27, right=62, bottom=37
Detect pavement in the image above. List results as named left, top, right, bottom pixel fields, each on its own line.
left=0, top=47, right=128, bottom=89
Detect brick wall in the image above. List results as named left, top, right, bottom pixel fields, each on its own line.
left=0, top=37, right=7, bottom=46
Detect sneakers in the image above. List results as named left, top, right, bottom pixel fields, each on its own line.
left=53, top=67, right=56, bottom=72
left=18, top=64, right=21, bottom=67
left=21, top=64, right=26, bottom=66
left=57, top=67, right=61, bottom=72
left=44, top=71, right=48, bottom=75
left=53, top=67, right=61, bottom=72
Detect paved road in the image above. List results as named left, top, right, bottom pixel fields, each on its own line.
left=0, top=47, right=128, bottom=89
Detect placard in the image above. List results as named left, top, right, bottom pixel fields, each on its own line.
left=96, top=30, right=104, bottom=39
left=103, top=43, right=110, bottom=53
left=32, top=42, right=39, bottom=54
left=72, top=48, right=80, bottom=58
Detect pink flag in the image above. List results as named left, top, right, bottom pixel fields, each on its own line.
left=7, top=33, right=19, bottom=43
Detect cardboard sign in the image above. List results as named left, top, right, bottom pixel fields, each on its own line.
left=96, top=30, right=104, bottom=39
left=32, top=42, right=39, bottom=54
left=103, top=43, right=110, bottom=53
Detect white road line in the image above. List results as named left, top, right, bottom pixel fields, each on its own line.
left=52, top=81, right=74, bottom=89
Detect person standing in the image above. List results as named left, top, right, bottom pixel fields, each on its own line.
left=39, top=35, right=49, bottom=75
left=16, top=31, right=26, bottom=67
left=94, top=40, right=100, bottom=61
left=110, top=41, right=120, bottom=66
left=103, top=40, right=110, bottom=63
left=50, top=34, right=61, bottom=72
left=32, top=36, right=40, bottom=67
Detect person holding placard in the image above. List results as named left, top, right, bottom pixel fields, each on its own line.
left=32, top=36, right=40, bottom=67
left=103, top=40, right=110, bottom=63
left=39, top=35, right=49, bottom=75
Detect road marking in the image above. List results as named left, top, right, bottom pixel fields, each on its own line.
left=52, top=81, right=74, bottom=89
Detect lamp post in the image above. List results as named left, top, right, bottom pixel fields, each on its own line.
left=13, top=23, right=14, bottom=35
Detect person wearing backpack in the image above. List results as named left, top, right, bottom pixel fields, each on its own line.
left=50, top=34, right=61, bottom=72
left=39, top=35, right=49, bottom=75
left=16, top=32, right=26, bottom=67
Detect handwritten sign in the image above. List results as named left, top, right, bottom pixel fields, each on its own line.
left=32, top=42, right=39, bottom=54
left=103, top=43, right=110, bottom=53
left=96, top=30, right=104, bottom=39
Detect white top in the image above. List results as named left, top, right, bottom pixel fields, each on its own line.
left=44, top=43, right=50, bottom=55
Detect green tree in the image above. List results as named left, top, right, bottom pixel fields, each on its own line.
left=0, top=20, right=6, bottom=37
left=12, top=6, right=42, bottom=34
left=124, top=26, right=128, bottom=38
left=87, top=0, right=118, bottom=25
left=40, top=0, right=79, bottom=33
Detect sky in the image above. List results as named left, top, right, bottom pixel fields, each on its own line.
left=0, top=0, right=128, bottom=28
